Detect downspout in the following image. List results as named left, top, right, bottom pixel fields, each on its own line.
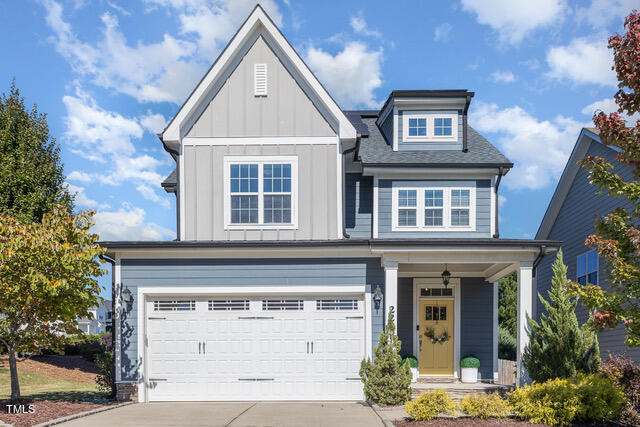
left=533, top=245, right=547, bottom=275
left=462, top=95, right=472, bottom=153
left=493, top=167, right=504, bottom=238
left=341, top=142, right=359, bottom=239
left=99, top=254, right=116, bottom=399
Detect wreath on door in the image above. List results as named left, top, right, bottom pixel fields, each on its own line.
left=424, top=327, right=450, bottom=344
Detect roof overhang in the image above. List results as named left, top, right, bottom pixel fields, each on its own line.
left=160, top=5, right=356, bottom=146
left=377, top=90, right=475, bottom=127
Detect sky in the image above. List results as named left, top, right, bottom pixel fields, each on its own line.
left=1, top=0, right=638, bottom=298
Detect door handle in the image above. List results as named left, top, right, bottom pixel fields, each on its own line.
left=311, top=341, right=314, bottom=354
left=199, top=342, right=201, bottom=354
left=203, top=342, right=206, bottom=354
left=307, top=341, right=309, bottom=354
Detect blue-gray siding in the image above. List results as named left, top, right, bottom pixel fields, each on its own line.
left=397, top=278, right=414, bottom=357
left=398, top=110, right=463, bottom=151
left=460, top=277, right=495, bottom=379
left=536, top=139, right=640, bottom=362
left=380, top=111, right=393, bottom=145
left=345, top=173, right=373, bottom=238
left=378, top=179, right=492, bottom=238
left=119, top=257, right=384, bottom=381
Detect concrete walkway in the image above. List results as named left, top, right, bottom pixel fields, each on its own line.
left=59, top=402, right=384, bottom=427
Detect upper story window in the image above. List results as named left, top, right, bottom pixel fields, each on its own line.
left=402, top=113, right=458, bottom=142
left=225, top=156, right=297, bottom=229
left=577, top=250, right=598, bottom=286
left=392, top=187, right=475, bottom=232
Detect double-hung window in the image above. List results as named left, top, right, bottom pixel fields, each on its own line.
left=393, top=187, right=475, bottom=231
left=577, top=250, right=598, bottom=286
left=225, top=156, right=297, bottom=229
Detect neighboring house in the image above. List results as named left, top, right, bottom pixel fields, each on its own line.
left=536, top=128, right=640, bottom=363
left=77, top=299, right=112, bottom=334
left=102, top=6, right=558, bottom=402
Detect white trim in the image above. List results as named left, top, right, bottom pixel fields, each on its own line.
left=223, top=155, right=298, bottom=230
left=391, top=187, right=476, bottom=232
left=136, top=284, right=367, bottom=403
left=114, top=258, right=122, bottom=383
left=161, top=6, right=356, bottom=142
left=412, top=278, right=461, bottom=378
left=490, top=178, right=496, bottom=237
left=337, top=142, right=343, bottom=239
left=493, top=281, right=499, bottom=382
left=392, top=107, right=399, bottom=151
left=365, top=291, right=373, bottom=360
left=402, top=112, right=458, bottom=143
left=517, top=262, right=534, bottom=386
left=373, top=176, right=379, bottom=238
left=179, top=146, right=185, bottom=240
left=182, top=136, right=339, bottom=146
left=362, top=167, right=504, bottom=178
left=384, top=261, right=399, bottom=329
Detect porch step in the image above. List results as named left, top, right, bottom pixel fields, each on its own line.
left=410, top=382, right=512, bottom=401
left=415, top=376, right=457, bottom=384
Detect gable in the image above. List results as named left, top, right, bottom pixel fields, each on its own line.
left=186, top=36, right=334, bottom=138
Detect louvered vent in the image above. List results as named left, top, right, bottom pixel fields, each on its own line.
left=254, top=63, right=267, bottom=96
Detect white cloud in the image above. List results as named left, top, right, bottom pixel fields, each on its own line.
left=498, top=195, right=507, bottom=208
left=93, top=204, right=174, bottom=241
left=545, top=38, right=616, bottom=87
left=136, top=184, right=170, bottom=208
left=350, top=13, right=381, bottom=38
left=67, top=170, right=92, bottom=183
left=581, top=98, right=640, bottom=125
left=491, top=70, right=516, bottom=83
left=470, top=102, right=590, bottom=190
left=140, top=112, right=167, bottom=135
left=434, top=23, right=452, bottom=42
left=461, top=0, right=566, bottom=44
left=305, top=42, right=383, bottom=109
left=66, top=183, right=109, bottom=209
left=576, top=0, right=638, bottom=28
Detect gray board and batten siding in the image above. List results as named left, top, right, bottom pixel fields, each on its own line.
left=345, top=173, right=373, bottom=239
left=118, top=257, right=385, bottom=381
left=377, top=179, right=492, bottom=238
left=536, top=138, right=640, bottom=362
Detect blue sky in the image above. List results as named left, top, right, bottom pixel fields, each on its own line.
left=0, top=0, right=637, bottom=298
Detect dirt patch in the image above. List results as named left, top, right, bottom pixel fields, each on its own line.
left=0, top=355, right=98, bottom=384
left=0, top=399, right=112, bottom=427
left=393, top=419, right=546, bottom=426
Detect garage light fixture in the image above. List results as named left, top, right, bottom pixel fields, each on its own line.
left=441, top=264, right=451, bottom=288
left=373, top=285, right=383, bottom=310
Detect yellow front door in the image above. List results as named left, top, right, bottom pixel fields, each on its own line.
left=418, top=299, right=454, bottom=376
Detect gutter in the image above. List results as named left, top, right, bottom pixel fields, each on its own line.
left=493, top=167, right=504, bottom=239
left=99, top=254, right=116, bottom=399
left=341, top=143, right=360, bottom=238
left=532, top=245, right=547, bottom=277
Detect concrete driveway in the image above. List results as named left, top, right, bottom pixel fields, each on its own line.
left=60, top=402, right=384, bottom=426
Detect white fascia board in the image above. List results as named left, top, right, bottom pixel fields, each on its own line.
left=393, top=98, right=467, bottom=107
left=182, top=136, right=338, bottom=146
left=362, top=167, right=500, bottom=178
left=535, top=128, right=598, bottom=240
left=107, top=246, right=374, bottom=259
left=161, top=6, right=356, bottom=143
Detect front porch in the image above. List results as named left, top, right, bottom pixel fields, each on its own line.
left=373, top=240, right=559, bottom=385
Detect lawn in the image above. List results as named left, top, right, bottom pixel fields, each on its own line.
left=0, top=367, right=106, bottom=400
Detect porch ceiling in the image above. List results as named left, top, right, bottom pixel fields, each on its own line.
left=398, top=262, right=515, bottom=282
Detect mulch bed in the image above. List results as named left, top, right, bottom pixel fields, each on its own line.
left=0, top=355, right=98, bottom=384
left=393, top=420, right=546, bottom=426
left=0, top=399, right=113, bottom=427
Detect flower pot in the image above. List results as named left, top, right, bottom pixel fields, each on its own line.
left=461, top=367, right=478, bottom=383
left=410, top=367, right=419, bottom=382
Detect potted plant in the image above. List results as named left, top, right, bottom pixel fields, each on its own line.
left=460, top=355, right=480, bottom=383
left=403, top=356, right=419, bottom=382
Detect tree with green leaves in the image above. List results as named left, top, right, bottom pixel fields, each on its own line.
left=360, top=308, right=412, bottom=405
left=498, top=272, right=518, bottom=360
left=0, top=81, right=73, bottom=223
left=524, top=250, right=600, bottom=382
left=574, top=10, right=640, bottom=348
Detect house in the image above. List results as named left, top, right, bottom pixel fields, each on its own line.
left=536, top=128, right=640, bottom=363
left=101, top=5, right=559, bottom=402
left=77, top=299, right=112, bottom=334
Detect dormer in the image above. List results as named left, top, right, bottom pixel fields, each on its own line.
left=376, top=90, right=474, bottom=152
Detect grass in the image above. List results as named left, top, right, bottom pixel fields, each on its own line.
left=0, top=367, right=107, bottom=400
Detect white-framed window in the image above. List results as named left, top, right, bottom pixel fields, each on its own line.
left=577, top=250, right=598, bottom=286
left=392, top=187, right=475, bottom=231
left=224, top=156, right=298, bottom=229
left=402, top=113, right=458, bottom=142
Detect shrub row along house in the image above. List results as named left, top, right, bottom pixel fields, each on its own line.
left=101, top=6, right=559, bottom=402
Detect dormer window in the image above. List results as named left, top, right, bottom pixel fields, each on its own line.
left=434, top=118, right=453, bottom=136
left=408, top=118, right=427, bottom=137
left=402, top=113, right=458, bottom=142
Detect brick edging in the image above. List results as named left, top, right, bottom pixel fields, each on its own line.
left=32, top=401, right=134, bottom=427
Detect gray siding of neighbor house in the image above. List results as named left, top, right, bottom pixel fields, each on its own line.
left=118, top=257, right=384, bottom=381
left=183, top=143, right=339, bottom=241
left=186, top=35, right=335, bottom=138
left=460, top=277, right=495, bottom=379
left=345, top=173, right=373, bottom=238
left=398, top=110, right=463, bottom=151
left=397, top=278, right=414, bottom=357
left=378, top=179, right=491, bottom=238
left=536, top=140, right=640, bottom=362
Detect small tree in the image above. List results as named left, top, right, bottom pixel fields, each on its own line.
left=499, top=272, right=517, bottom=338
left=523, top=250, right=601, bottom=382
left=0, top=206, right=106, bottom=399
left=360, top=308, right=412, bottom=405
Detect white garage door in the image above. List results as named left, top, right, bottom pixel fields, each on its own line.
left=145, top=296, right=365, bottom=401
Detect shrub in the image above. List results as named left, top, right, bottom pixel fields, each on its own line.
left=461, top=392, right=511, bottom=419
left=360, top=309, right=412, bottom=406
left=498, top=326, right=517, bottom=361
left=460, top=355, right=480, bottom=369
left=405, top=389, right=457, bottom=421
left=95, top=350, right=113, bottom=394
left=600, top=354, right=640, bottom=425
left=63, top=333, right=104, bottom=362
left=402, top=356, right=418, bottom=369
left=509, top=373, right=624, bottom=425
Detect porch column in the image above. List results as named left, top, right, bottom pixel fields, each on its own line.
left=517, top=261, right=534, bottom=386
left=384, top=261, right=398, bottom=328
left=493, top=281, right=499, bottom=383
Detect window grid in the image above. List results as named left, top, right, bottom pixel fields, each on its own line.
left=398, top=189, right=417, bottom=227
left=450, top=189, right=470, bottom=227
left=262, top=299, right=304, bottom=311
left=577, top=250, right=598, bottom=286
left=408, top=118, right=427, bottom=137
left=208, top=299, right=250, bottom=311
left=434, top=117, right=453, bottom=136
left=230, top=164, right=259, bottom=224
left=153, top=300, right=196, bottom=311
left=316, top=299, right=359, bottom=310
left=424, top=189, right=444, bottom=227
left=393, top=187, right=474, bottom=231
left=263, top=164, right=292, bottom=224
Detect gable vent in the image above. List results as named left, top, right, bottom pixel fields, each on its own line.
left=254, top=63, right=267, bottom=96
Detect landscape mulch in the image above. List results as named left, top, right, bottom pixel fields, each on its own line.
left=0, top=398, right=113, bottom=427
left=0, top=355, right=98, bottom=384
left=393, top=420, right=547, bottom=426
